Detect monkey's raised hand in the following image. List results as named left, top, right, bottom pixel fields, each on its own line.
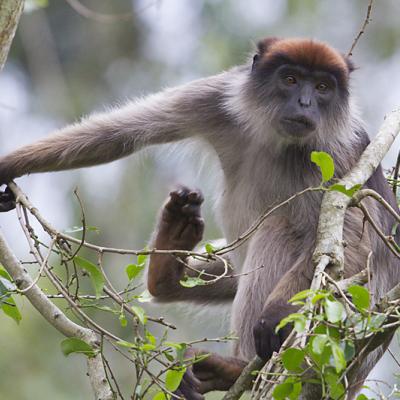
left=253, top=302, right=295, bottom=360
left=147, top=186, right=205, bottom=299
left=155, top=186, right=204, bottom=251
left=0, top=186, right=16, bottom=212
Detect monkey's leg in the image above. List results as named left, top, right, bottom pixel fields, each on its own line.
left=148, top=186, right=237, bottom=303
left=175, top=348, right=247, bottom=400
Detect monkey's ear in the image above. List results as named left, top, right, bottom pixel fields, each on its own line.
left=256, top=37, right=281, bottom=55
left=252, top=37, right=280, bottom=71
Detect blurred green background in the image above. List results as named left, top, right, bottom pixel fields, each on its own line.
left=1, top=1, right=400, bottom=398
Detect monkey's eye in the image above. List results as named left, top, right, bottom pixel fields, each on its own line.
left=316, top=82, right=329, bottom=92
left=284, top=75, right=297, bottom=85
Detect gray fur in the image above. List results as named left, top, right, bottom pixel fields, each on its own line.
left=0, top=58, right=399, bottom=399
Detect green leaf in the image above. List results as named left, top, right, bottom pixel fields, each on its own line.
left=311, top=151, right=335, bottom=182
left=119, top=313, right=128, bottom=327
left=330, top=340, right=346, bottom=373
left=311, top=334, right=328, bottom=355
left=0, top=265, right=12, bottom=281
left=356, top=395, right=369, bottom=400
left=325, top=370, right=345, bottom=399
left=179, top=276, right=207, bottom=288
left=74, top=256, right=105, bottom=299
left=205, top=243, right=215, bottom=254
left=288, top=289, right=313, bottom=303
left=140, top=344, right=156, bottom=352
left=146, top=330, right=157, bottom=346
left=272, top=381, right=294, bottom=399
left=176, top=343, right=188, bottom=363
left=126, top=263, right=144, bottom=281
left=348, top=285, right=370, bottom=311
left=163, top=351, right=175, bottom=362
left=0, top=279, right=11, bottom=302
left=131, top=305, right=147, bottom=325
left=330, top=183, right=362, bottom=197
left=65, top=225, right=100, bottom=233
left=287, top=379, right=302, bottom=400
left=311, top=292, right=329, bottom=304
left=165, top=368, right=186, bottom=391
left=116, top=340, right=137, bottom=349
left=137, top=253, right=148, bottom=265
left=137, top=289, right=153, bottom=303
left=276, top=313, right=306, bottom=333
left=153, top=392, right=170, bottom=400
left=281, top=348, right=305, bottom=372
left=325, top=299, right=345, bottom=323
left=329, top=380, right=345, bottom=400
left=1, top=297, right=22, bottom=324
left=61, top=338, right=96, bottom=357
left=164, top=341, right=187, bottom=362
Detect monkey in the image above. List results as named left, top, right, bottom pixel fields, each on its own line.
left=0, top=37, right=399, bottom=399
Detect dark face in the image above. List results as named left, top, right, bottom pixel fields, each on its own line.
left=270, top=64, right=339, bottom=140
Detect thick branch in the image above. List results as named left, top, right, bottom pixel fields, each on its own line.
left=0, top=0, right=24, bottom=70
left=313, top=108, right=400, bottom=279
left=0, top=230, right=115, bottom=400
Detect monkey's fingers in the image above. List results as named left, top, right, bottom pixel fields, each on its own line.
left=167, top=186, right=204, bottom=210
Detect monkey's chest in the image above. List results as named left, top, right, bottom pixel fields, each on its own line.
left=217, top=164, right=320, bottom=270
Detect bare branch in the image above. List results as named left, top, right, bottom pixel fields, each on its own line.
left=347, top=0, right=374, bottom=57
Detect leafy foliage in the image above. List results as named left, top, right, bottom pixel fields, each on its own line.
left=270, top=286, right=385, bottom=400
left=0, top=265, right=21, bottom=324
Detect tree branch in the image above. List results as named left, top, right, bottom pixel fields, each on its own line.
left=0, top=230, right=115, bottom=399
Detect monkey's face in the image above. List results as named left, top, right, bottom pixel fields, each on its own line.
left=250, top=38, right=353, bottom=146
left=270, top=65, right=340, bottom=142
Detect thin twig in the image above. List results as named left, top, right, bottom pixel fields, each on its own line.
left=18, top=237, right=56, bottom=293
left=392, top=149, right=400, bottom=196
left=347, top=0, right=374, bottom=57
left=64, top=0, right=160, bottom=23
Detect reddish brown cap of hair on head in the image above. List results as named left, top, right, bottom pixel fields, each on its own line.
left=256, top=37, right=354, bottom=84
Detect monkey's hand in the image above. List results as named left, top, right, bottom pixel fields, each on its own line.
left=148, top=186, right=204, bottom=299
left=0, top=186, right=16, bottom=212
left=253, top=302, right=295, bottom=360
left=155, top=186, right=204, bottom=251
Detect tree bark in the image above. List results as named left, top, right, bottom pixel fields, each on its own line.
left=0, top=0, right=24, bottom=70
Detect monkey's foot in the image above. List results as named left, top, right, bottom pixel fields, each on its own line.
left=0, top=186, right=16, bottom=212
left=156, top=186, right=204, bottom=251
left=175, top=349, right=246, bottom=399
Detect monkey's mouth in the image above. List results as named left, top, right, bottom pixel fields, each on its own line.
left=280, top=116, right=317, bottom=138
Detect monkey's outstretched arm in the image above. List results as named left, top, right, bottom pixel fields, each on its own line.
left=148, top=187, right=237, bottom=303
left=0, top=74, right=230, bottom=184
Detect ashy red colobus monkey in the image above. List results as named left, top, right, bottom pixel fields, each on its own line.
left=0, top=38, right=399, bottom=399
